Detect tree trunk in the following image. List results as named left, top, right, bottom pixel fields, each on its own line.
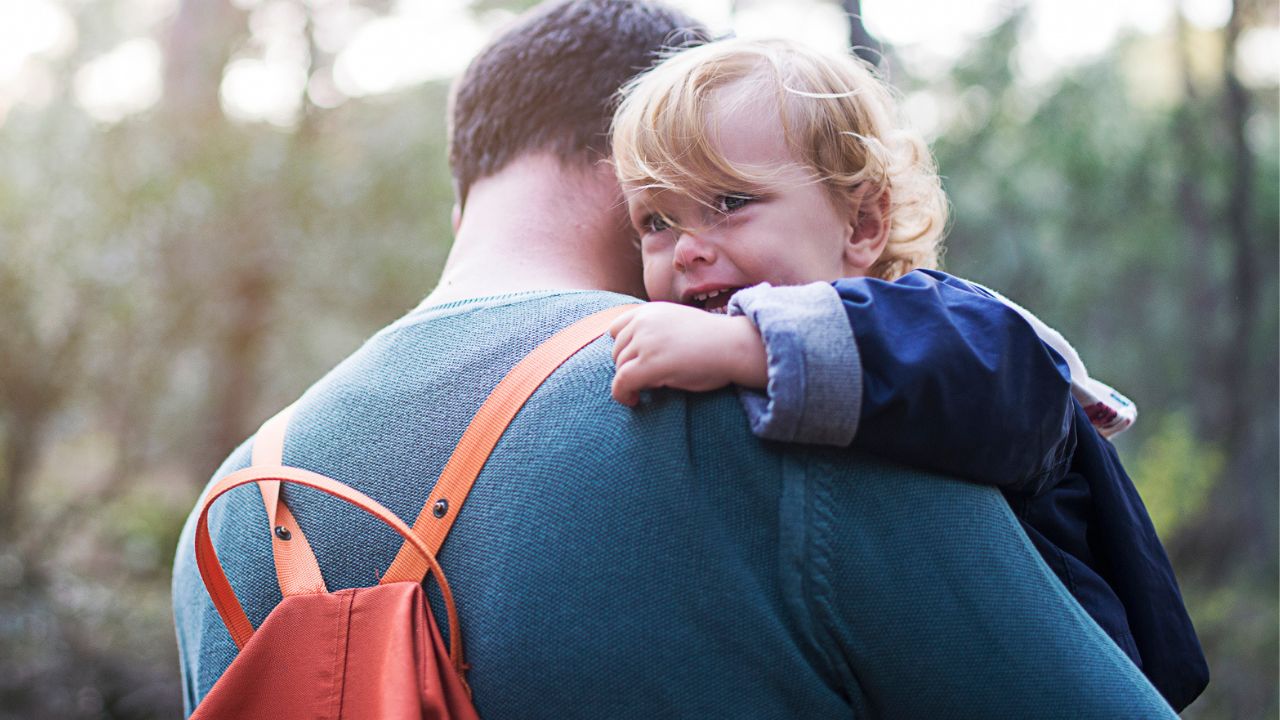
left=0, top=414, right=41, bottom=544
left=162, top=0, right=244, bottom=123
left=1172, top=8, right=1224, bottom=435
left=1220, top=0, right=1260, bottom=448
left=841, top=0, right=883, bottom=66
left=1166, top=0, right=1275, bottom=574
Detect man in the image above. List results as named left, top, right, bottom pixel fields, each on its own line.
left=173, top=1, right=1176, bottom=717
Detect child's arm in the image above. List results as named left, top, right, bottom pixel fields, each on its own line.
left=608, top=302, right=769, bottom=405
left=609, top=270, right=1077, bottom=495
left=810, top=270, right=1077, bottom=494
left=967, top=282, right=1137, bottom=437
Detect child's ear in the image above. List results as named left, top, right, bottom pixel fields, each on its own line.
left=451, top=203, right=462, bottom=234
left=841, top=184, right=890, bottom=276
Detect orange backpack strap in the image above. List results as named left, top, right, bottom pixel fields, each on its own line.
left=253, top=405, right=328, bottom=597
left=380, top=304, right=637, bottom=584
left=195, top=465, right=466, bottom=677
left=198, top=303, right=633, bottom=656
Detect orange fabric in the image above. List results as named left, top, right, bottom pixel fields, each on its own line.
left=195, top=465, right=465, bottom=678
left=190, top=582, right=478, bottom=720
left=254, top=405, right=328, bottom=597
left=251, top=404, right=293, bottom=466
left=381, top=305, right=636, bottom=584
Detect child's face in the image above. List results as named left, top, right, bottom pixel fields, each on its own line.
left=625, top=91, right=863, bottom=312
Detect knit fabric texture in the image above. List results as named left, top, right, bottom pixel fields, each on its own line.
left=172, top=290, right=1175, bottom=719
left=729, top=281, right=862, bottom=446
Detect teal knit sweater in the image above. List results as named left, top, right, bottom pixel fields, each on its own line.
left=172, top=290, right=1175, bottom=718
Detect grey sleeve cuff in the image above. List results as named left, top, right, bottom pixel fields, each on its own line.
left=727, top=281, right=861, bottom=446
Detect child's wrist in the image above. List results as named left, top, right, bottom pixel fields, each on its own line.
left=724, top=316, right=768, bottom=389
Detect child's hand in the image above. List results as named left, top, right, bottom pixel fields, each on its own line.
left=607, top=302, right=768, bottom=406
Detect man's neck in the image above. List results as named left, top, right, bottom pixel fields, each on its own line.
left=425, top=155, right=645, bottom=306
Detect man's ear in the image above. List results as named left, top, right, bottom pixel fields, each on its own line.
left=451, top=203, right=462, bottom=234
left=842, top=184, right=890, bottom=276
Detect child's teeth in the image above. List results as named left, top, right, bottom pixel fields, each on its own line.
left=708, top=290, right=720, bottom=298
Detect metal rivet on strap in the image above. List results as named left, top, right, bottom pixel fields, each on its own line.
left=432, top=499, right=449, bottom=518
left=274, top=526, right=292, bottom=541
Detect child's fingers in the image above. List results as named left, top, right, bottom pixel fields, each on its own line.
left=611, top=360, right=642, bottom=406
left=611, top=321, right=637, bottom=363
left=613, top=353, right=668, bottom=405
left=614, top=340, right=641, bottom=369
left=607, top=309, right=638, bottom=339
left=609, top=325, right=629, bottom=363
left=613, top=356, right=661, bottom=406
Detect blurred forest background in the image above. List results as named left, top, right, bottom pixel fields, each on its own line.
left=0, top=0, right=1276, bottom=717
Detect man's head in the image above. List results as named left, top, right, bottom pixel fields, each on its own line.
left=448, top=0, right=707, bottom=210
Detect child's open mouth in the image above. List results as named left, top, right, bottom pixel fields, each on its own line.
left=688, top=287, right=745, bottom=314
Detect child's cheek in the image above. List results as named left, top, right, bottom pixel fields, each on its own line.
left=641, top=258, right=676, bottom=302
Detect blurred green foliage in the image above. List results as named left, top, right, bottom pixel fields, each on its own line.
left=1131, top=413, right=1220, bottom=537
left=0, top=1, right=1276, bottom=718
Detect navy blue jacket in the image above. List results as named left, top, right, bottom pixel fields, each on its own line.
left=833, top=271, right=1209, bottom=711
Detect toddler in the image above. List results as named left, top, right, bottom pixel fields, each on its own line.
left=607, top=37, right=1206, bottom=710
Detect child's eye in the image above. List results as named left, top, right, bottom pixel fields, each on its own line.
left=643, top=213, right=673, bottom=234
left=716, top=194, right=755, bottom=213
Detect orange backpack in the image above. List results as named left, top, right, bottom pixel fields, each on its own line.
left=190, top=306, right=631, bottom=719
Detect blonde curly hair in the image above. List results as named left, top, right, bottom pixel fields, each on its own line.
left=611, top=37, right=948, bottom=280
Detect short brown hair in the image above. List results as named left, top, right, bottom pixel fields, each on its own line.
left=448, top=0, right=707, bottom=208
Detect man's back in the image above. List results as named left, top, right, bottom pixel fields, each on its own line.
left=172, top=291, right=1173, bottom=718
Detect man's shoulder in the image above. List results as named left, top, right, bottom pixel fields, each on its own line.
left=375, top=290, right=766, bottom=431
left=391, top=292, right=953, bottom=483
left=390, top=289, right=639, bottom=335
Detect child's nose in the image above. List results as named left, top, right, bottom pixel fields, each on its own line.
left=672, top=231, right=716, bottom=272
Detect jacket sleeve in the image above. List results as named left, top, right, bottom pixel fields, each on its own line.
left=730, top=270, right=1076, bottom=495
left=728, top=281, right=863, bottom=446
